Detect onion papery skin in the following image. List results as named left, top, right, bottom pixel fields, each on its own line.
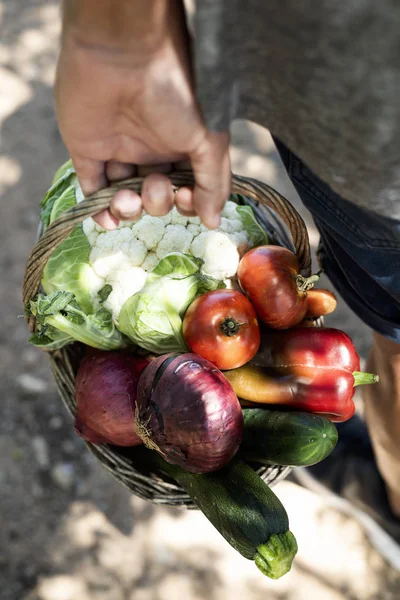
left=135, top=353, right=243, bottom=473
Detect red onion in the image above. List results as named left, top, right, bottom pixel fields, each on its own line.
left=135, top=353, right=243, bottom=473
left=74, top=351, right=149, bottom=446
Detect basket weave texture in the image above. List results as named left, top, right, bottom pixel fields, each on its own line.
left=23, top=172, right=313, bottom=507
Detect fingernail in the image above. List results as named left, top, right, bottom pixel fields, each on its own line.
left=94, top=209, right=119, bottom=230
left=112, top=190, right=142, bottom=219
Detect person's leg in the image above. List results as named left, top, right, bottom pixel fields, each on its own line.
left=365, top=333, right=400, bottom=517
left=273, top=137, right=400, bottom=520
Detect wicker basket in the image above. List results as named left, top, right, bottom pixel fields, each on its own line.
left=23, top=172, right=314, bottom=507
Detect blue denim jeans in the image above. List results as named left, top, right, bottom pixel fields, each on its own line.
left=274, top=139, right=400, bottom=344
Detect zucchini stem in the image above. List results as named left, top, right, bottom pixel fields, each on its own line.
left=255, top=531, right=298, bottom=579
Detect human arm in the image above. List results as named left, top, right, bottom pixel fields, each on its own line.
left=55, top=0, right=231, bottom=229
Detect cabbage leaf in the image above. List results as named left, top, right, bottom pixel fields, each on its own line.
left=28, top=290, right=125, bottom=350
left=236, top=205, right=268, bottom=247
left=118, top=252, right=225, bottom=354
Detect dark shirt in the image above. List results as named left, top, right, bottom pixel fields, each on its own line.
left=193, top=0, right=400, bottom=219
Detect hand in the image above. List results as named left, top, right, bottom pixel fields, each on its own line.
left=55, top=0, right=231, bottom=229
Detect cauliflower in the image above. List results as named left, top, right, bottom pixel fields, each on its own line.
left=78, top=199, right=268, bottom=319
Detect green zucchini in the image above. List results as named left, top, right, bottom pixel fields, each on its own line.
left=132, top=446, right=298, bottom=579
left=241, top=408, right=338, bottom=467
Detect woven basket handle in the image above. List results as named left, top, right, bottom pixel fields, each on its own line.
left=23, top=172, right=311, bottom=330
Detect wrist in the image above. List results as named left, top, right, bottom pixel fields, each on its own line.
left=62, top=0, right=177, bottom=57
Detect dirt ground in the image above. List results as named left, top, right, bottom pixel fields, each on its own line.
left=1, top=2, right=399, bottom=599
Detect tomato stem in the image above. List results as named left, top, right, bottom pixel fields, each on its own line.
left=220, top=317, right=241, bottom=337
left=295, top=269, right=323, bottom=292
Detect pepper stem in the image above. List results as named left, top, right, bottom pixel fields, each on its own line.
left=353, top=371, right=380, bottom=387
left=255, top=531, right=298, bottom=579
left=295, top=269, right=323, bottom=293
left=220, top=317, right=242, bottom=337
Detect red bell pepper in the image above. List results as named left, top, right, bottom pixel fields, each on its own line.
left=250, top=327, right=379, bottom=422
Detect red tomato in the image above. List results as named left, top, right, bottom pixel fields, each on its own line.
left=237, top=245, right=318, bottom=329
left=182, top=289, right=260, bottom=370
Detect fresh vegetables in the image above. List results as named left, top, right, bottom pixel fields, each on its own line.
left=133, top=445, right=298, bottom=580
left=75, top=350, right=149, bottom=446
left=237, top=245, right=321, bottom=329
left=134, top=353, right=243, bottom=473
left=240, top=409, right=338, bottom=466
left=182, top=289, right=260, bottom=369
left=245, top=328, right=379, bottom=421
left=118, top=253, right=224, bottom=354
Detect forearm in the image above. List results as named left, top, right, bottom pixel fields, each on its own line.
left=62, top=0, right=179, bottom=54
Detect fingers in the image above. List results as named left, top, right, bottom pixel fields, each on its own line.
left=141, top=173, right=174, bottom=216
left=93, top=209, right=119, bottom=230
left=110, top=189, right=142, bottom=221
left=72, top=155, right=108, bottom=197
left=175, top=186, right=196, bottom=216
left=71, top=155, right=118, bottom=229
left=106, top=161, right=137, bottom=182
left=73, top=140, right=231, bottom=231
left=189, top=131, right=231, bottom=229
left=97, top=163, right=177, bottom=226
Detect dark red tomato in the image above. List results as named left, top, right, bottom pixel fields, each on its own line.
left=182, top=289, right=260, bottom=370
left=237, top=245, right=319, bottom=329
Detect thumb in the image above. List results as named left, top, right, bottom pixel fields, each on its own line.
left=189, top=131, right=231, bottom=229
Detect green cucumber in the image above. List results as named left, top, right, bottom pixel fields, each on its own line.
left=132, top=446, right=298, bottom=579
left=241, top=408, right=338, bottom=467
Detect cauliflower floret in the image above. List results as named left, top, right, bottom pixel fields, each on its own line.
left=190, top=231, right=208, bottom=259
left=128, top=238, right=148, bottom=266
left=132, top=215, right=165, bottom=250
left=191, top=231, right=239, bottom=280
left=170, top=207, right=188, bottom=226
left=142, top=252, right=159, bottom=272
left=104, top=267, right=147, bottom=320
left=82, top=217, right=95, bottom=236
left=83, top=218, right=100, bottom=246
left=118, top=219, right=137, bottom=228
left=90, top=248, right=134, bottom=278
left=160, top=212, right=172, bottom=225
left=187, top=223, right=200, bottom=237
left=115, top=227, right=135, bottom=242
left=187, top=215, right=201, bottom=225
left=221, top=200, right=239, bottom=220
left=231, top=231, right=250, bottom=256
left=218, top=217, right=236, bottom=234
left=96, top=230, right=122, bottom=250
left=230, top=218, right=245, bottom=232
left=156, top=224, right=194, bottom=259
